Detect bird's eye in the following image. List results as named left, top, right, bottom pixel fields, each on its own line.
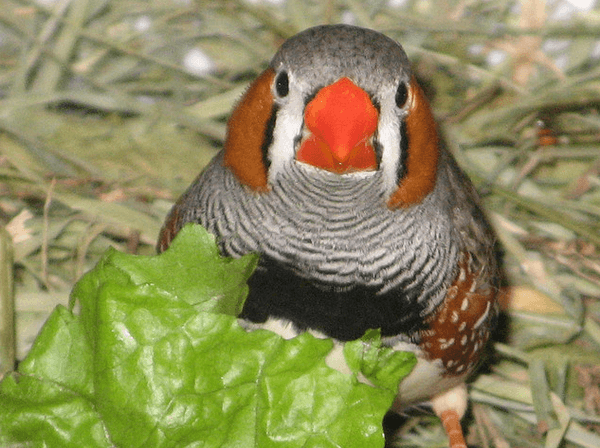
left=395, top=81, right=408, bottom=108
left=275, top=71, right=289, bottom=97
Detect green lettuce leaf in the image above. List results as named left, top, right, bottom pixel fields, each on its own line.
left=0, top=224, right=416, bottom=448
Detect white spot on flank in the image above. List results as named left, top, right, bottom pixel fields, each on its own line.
left=458, top=322, right=467, bottom=332
left=451, top=311, right=459, bottom=323
left=469, top=280, right=478, bottom=292
left=461, top=335, right=468, bottom=346
left=439, top=338, right=455, bottom=350
left=474, top=301, right=491, bottom=329
left=461, top=297, right=469, bottom=311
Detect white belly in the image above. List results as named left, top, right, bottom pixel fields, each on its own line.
left=240, top=317, right=467, bottom=409
left=389, top=341, right=466, bottom=408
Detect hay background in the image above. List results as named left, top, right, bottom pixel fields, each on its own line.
left=1, top=0, right=600, bottom=446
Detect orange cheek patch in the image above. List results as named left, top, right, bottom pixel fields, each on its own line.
left=223, top=68, right=275, bottom=191
left=388, top=77, right=439, bottom=208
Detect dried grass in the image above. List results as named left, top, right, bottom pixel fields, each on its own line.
left=1, top=0, right=600, bottom=446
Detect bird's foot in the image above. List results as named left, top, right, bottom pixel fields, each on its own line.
left=431, top=383, right=468, bottom=448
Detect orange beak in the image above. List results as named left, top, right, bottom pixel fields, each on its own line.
left=296, top=77, right=378, bottom=173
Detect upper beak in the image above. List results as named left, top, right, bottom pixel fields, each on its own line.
left=296, top=77, right=378, bottom=173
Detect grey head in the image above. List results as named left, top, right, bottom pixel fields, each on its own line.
left=270, top=24, right=412, bottom=99
left=265, top=25, right=416, bottom=194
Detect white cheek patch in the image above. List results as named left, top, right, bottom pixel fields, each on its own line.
left=268, top=79, right=407, bottom=192
left=268, top=92, right=305, bottom=184
left=376, top=100, right=403, bottom=196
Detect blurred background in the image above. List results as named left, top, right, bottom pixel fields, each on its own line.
left=1, top=0, right=600, bottom=446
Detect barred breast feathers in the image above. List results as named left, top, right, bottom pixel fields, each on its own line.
left=180, top=152, right=461, bottom=314
left=437, top=146, right=501, bottom=293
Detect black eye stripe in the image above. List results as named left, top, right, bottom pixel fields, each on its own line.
left=275, top=71, right=289, bottom=97
left=370, top=96, right=381, bottom=113
left=397, top=120, right=409, bottom=182
left=261, top=104, right=279, bottom=169
left=395, top=82, right=408, bottom=108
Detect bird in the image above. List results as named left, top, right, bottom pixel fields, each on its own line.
left=158, top=24, right=501, bottom=448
